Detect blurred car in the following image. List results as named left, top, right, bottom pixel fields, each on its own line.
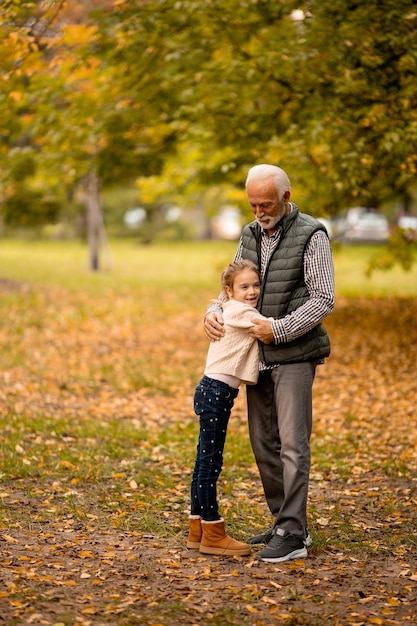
left=210, top=206, right=242, bottom=240
left=124, top=207, right=147, bottom=228
left=398, top=215, right=417, bottom=231
left=397, top=214, right=417, bottom=242
left=331, top=207, right=390, bottom=243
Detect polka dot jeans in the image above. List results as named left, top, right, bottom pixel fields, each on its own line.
left=190, top=376, right=239, bottom=520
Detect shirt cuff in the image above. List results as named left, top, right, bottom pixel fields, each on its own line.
left=272, top=319, right=286, bottom=344
left=206, top=302, right=223, bottom=315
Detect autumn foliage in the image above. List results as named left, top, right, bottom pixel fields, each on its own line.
left=1, top=266, right=416, bottom=624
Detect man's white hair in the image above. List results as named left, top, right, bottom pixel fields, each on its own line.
left=246, top=164, right=291, bottom=201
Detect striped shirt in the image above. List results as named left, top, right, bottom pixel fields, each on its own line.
left=208, top=209, right=335, bottom=366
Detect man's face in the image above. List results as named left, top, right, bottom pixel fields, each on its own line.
left=247, top=177, right=287, bottom=233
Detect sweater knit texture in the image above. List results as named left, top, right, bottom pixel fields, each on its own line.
left=204, top=299, right=267, bottom=385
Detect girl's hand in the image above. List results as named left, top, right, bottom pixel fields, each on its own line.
left=204, top=312, right=225, bottom=341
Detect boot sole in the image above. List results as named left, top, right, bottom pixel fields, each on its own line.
left=200, top=546, right=251, bottom=556
left=186, top=541, right=201, bottom=549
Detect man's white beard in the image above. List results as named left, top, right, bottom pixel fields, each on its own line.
left=256, top=214, right=281, bottom=230
left=256, top=201, right=287, bottom=230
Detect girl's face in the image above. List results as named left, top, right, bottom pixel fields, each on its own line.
left=225, top=269, right=261, bottom=306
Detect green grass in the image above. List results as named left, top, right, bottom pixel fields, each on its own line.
left=0, top=238, right=236, bottom=296
left=331, top=242, right=417, bottom=297
left=0, top=238, right=416, bottom=298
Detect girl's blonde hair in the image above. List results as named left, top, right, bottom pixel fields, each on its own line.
left=221, top=259, right=261, bottom=301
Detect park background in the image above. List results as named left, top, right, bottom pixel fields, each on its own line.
left=1, top=2, right=417, bottom=625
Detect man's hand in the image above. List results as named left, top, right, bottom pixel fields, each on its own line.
left=249, top=318, right=274, bottom=344
left=204, top=311, right=225, bottom=342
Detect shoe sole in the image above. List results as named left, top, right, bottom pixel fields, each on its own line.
left=186, top=541, right=201, bottom=549
left=256, top=546, right=308, bottom=563
left=200, top=546, right=251, bottom=556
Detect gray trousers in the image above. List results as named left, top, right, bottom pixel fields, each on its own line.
left=246, top=361, right=316, bottom=540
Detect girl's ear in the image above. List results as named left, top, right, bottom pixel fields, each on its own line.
left=224, top=285, right=233, bottom=299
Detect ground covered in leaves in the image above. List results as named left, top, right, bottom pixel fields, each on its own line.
left=1, top=279, right=416, bottom=626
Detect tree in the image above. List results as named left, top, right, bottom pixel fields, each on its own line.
left=107, top=0, right=417, bottom=211
left=295, top=0, right=417, bottom=210
left=2, top=0, right=416, bottom=271
left=1, top=0, right=181, bottom=268
left=0, top=1, right=67, bottom=227
left=108, top=0, right=417, bottom=270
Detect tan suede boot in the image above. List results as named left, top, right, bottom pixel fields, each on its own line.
left=200, top=519, right=251, bottom=556
left=186, top=515, right=202, bottom=549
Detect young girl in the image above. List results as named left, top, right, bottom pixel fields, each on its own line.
left=187, top=259, right=270, bottom=556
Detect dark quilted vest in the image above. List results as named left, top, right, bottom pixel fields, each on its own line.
left=241, top=206, right=331, bottom=365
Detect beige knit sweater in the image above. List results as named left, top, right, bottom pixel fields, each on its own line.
left=204, top=299, right=269, bottom=385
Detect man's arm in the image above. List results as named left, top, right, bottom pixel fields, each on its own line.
left=273, top=230, right=334, bottom=342
left=250, top=231, right=334, bottom=344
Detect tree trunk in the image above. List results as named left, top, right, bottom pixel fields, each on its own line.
left=84, top=169, right=112, bottom=272
left=403, top=190, right=412, bottom=214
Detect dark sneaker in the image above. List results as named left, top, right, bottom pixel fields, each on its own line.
left=248, top=527, right=274, bottom=545
left=256, top=528, right=308, bottom=563
left=249, top=527, right=312, bottom=548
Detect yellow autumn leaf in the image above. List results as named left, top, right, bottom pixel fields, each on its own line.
left=81, top=606, right=97, bottom=615
left=261, top=595, right=278, bottom=605
left=2, top=535, right=18, bottom=544
left=8, top=91, right=22, bottom=102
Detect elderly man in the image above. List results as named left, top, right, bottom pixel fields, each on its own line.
left=204, top=164, right=334, bottom=562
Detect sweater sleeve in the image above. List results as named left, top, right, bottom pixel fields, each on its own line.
left=224, top=300, right=270, bottom=329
